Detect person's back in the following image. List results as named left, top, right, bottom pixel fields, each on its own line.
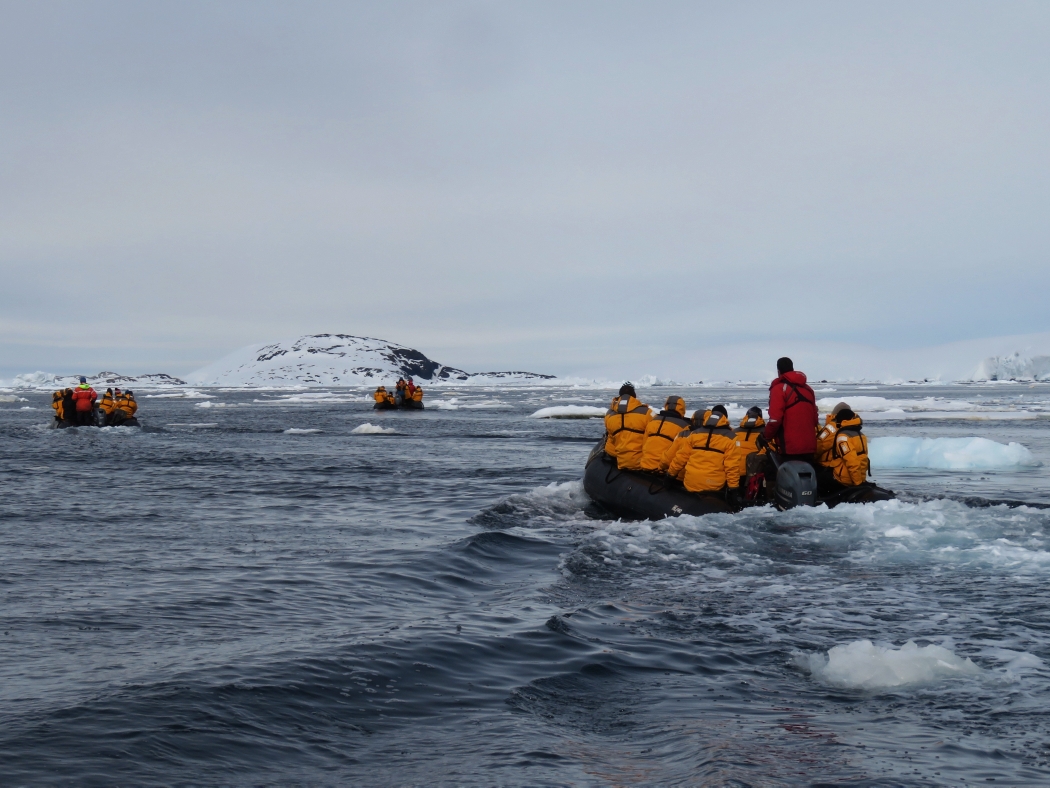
left=411, top=384, right=423, bottom=403
left=816, top=402, right=849, bottom=465
left=763, top=357, right=818, bottom=460
left=640, top=396, right=689, bottom=471
left=123, top=391, right=138, bottom=417
left=666, top=405, right=742, bottom=497
left=113, top=390, right=129, bottom=420
left=603, top=383, right=651, bottom=470
left=71, top=378, right=97, bottom=425
left=827, top=409, right=869, bottom=486
left=374, top=386, right=388, bottom=404
left=732, top=406, right=767, bottom=479
left=51, top=391, right=64, bottom=422
left=62, top=389, right=75, bottom=423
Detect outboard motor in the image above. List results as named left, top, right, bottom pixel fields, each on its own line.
left=775, top=461, right=818, bottom=510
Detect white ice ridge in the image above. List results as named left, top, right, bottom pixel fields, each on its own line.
left=799, top=639, right=982, bottom=689
left=975, top=352, right=1050, bottom=381
left=869, top=437, right=1041, bottom=470
left=529, top=405, right=607, bottom=419
left=284, top=428, right=321, bottom=434
left=351, top=423, right=397, bottom=434
left=145, top=389, right=214, bottom=399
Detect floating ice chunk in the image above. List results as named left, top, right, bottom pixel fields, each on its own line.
left=529, top=405, right=606, bottom=419
left=883, top=525, right=914, bottom=538
left=351, top=423, right=397, bottom=434
left=869, top=436, right=1041, bottom=470
left=800, top=639, right=982, bottom=689
left=817, top=396, right=978, bottom=413
left=146, top=389, right=215, bottom=399
left=0, top=395, right=28, bottom=402
left=284, top=428, right=321, bottom=434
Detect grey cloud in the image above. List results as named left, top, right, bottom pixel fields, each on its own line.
left=1, top=1, right=1049, bottom=377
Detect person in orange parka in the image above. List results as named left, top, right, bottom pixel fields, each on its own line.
left=640, top=396, right=689, bottom=472
left=99, top=388, right=117, bottom=425
left=816, top=401, right=850, bottom=465
left=732, top=406, right=767, bottom=481
left=821, top=408, right=870, bottom=486
left=665, top=405, right=743, bottom=505
left=603, top=383, right=652, bottom=470
left=71, top=377, right=97, bottom=426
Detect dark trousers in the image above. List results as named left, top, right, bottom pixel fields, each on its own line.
left=76, top=410, right=93, bottom=426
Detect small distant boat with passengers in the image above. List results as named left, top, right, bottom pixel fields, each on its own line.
left=373, top=381, right=425, bottom=410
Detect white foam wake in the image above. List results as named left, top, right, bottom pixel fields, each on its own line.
left=798, top=639, right=982, bottom=689
left=869, top=436, right=1041, bottom=470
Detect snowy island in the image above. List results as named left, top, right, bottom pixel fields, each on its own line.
left=183, top=334, right=555, bottom=387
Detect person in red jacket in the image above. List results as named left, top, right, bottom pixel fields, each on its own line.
left=71, top=376, right=98, bottom=427
left=761, top=357, right=818, bottom=462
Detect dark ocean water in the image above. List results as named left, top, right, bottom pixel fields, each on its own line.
left=1, top=384, right=1049, bottom=786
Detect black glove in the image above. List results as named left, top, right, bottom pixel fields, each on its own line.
left=726, top=486, right=741, bottom=507
left=755, top=434, right=768, bottom=450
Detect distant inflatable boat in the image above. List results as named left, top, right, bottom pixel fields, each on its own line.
left=583, top=441, right=894, bottom=520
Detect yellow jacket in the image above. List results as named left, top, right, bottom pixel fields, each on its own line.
left=604, top=395, right=652, bottom=470
left=666, top=411, right=742, bottom=493
left=732, top=411, right=766, bottom=479
left=411, top=386, right=423, bottom=402
left=100, top=391, right=116, bottom=415
left=828, top=416, right=869, bottom=486
left=116, top=393, right=137, bottom=416
left=374, top=387, right=388, bottom=404
left=51, top=391, right=64, bottom=420
left=640, top=399, right=689, bottom=471
left=816, top=414, right=838, bottom=464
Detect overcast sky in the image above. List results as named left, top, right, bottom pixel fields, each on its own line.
left=2, top=1, right=1048, bottom=378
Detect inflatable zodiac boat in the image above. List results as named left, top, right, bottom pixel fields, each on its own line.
left=583, top=441, right=894, bottom=520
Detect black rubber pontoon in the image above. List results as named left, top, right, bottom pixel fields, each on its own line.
left=583, top=440, right=896, bottom=520
left=373, top=400, right=424, bottom=411
left=583, top=442, right=732, bottom=520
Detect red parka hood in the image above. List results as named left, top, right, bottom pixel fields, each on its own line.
left=771, top=370, right=809, bottom=388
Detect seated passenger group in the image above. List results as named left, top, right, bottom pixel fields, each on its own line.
left=603, top=364, right=868, bottom=503
left=373, top=377, right=424, bottom=406
left=50, top=378, right=137, bottom=426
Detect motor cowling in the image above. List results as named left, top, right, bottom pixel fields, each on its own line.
left=775, top=461, right=818, bottom=510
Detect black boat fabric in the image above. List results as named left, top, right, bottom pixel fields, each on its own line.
left=583, top=440, right=894, bottom=520
left=373, top=400, right=424, bottom=410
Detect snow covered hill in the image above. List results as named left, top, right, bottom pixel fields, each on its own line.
left=183, top=334, right=555, bottom=387
left=6, top=371, right=186, bottom=390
